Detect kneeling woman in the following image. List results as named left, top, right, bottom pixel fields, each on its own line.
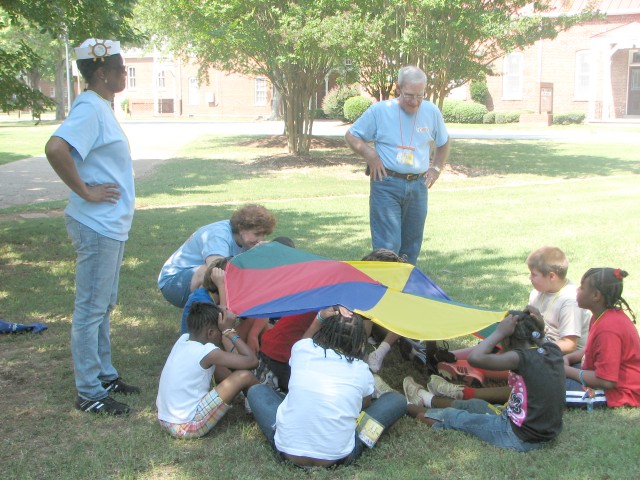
left=248, top=307, right=406, bottom=468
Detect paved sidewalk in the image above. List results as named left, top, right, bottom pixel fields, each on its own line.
left=0, top=120, right=350, bottom=209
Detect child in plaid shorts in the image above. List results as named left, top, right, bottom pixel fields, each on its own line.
left=157, top=299, right=259, bottom=438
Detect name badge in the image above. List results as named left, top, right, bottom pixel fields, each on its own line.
left=396, top=145, right=415, bottom=165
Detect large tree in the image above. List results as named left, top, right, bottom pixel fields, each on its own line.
left=136, top=0, right=359, bottom=155
left=1, top=0, right=142, bottom=119
left=352, top=0, right=597, bottom=108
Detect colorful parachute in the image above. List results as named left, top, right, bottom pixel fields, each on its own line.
left=225, top=242, right=505, bottom=340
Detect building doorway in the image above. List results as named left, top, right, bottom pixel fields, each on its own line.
left=629, top=66, right=640, bottom=115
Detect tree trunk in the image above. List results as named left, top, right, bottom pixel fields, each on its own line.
left=54, top=54, right=66, bottom=120
left=269, top=86, right=282, bottom=120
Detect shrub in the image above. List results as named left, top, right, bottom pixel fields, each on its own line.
left=314, top=108, right=327, bottom=119
left=343, top=96, right=373, bottom=123
left=504, top=112, right=520, bottom=123
left=493, top=112, right=520, bottom=124
left=483, top=112, right=496, bottom=124
left=469, top=80, right=489, bottom=105
left=552, top=112, right=585, bottom=125
left=322, top=85, right=359, bottom=120
left=441, top=99, right=488, bottom=124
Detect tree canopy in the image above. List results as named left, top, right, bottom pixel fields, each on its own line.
left=350, top=0, right=597, bottom=107
left=1, top=0, right=142, bottom=118
left=136, top=0, right=360, bottom=155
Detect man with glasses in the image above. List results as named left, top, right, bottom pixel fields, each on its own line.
left=345, top=66, right=450, bottom=265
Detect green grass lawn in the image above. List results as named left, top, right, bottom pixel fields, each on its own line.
left=1, top=131, right=640, bottom=479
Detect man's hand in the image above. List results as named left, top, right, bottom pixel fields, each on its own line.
left=424, top=168, right=440, bottom=188
left=367, top=155, right=387, bottom=181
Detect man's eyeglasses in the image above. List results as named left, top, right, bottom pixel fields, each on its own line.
left=400, top=91, right=425, bottom=101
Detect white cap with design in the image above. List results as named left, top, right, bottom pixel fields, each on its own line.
left=74, top=38, right=121, bottom=61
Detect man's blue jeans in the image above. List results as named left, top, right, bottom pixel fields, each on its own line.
left=66, top=216, right=124, bottom=400
left=369, top=175, right=427, bottom=265
left=247, top=384, right=407, bottom=465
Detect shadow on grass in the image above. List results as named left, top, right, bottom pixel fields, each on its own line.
left=137, top=138, right=640, bottom=201
left=451, top=140, right=640, bottom=177
left=0, top=152, right=32, bottom=166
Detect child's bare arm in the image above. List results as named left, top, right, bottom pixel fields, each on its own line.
left=247, top=317, right=268, bottom=353
left=210, top=267, right=237, bottom=322
left=555, top=335, right=579, bottom=354
left=201, top=332, right=258, bottom=370
left=468, top=314, right=520, bottom=371
left=302, top=306, right=352, bottom=339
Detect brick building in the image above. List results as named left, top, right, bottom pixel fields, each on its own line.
left=485, top=1, right=640, bottom=121
left=112, top=49, right=274, bottom=118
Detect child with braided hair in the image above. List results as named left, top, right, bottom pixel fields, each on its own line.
left=565, top=268, right=640, bottom=408
left=156, top=302, right=259, bottom=438
left=247, top=306, right=406, bottom=468
left=405, top=311, right=565, bottom=452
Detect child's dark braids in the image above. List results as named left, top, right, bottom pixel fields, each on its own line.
left=313, top=312, right=367, bottom=362
left=509, top=310, right=547, bottom=347
left=583, top=268, right=636, bottom=323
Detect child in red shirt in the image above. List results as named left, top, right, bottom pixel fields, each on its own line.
left=565, top=268, right=640, bottom=408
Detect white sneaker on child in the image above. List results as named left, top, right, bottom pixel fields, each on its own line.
left=427, top=374, right=463, bottom=400
left=403, top=376, right=425, bottom=406
left=373, top=374, right=395, bottom=399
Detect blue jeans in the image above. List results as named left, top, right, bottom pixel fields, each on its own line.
left=426, top=400, right=548, bottom=452
left=247, top=385, right=407, bottom=465
left=66, top=216, right=124, bottom=400
left=369, top=175, right=427, bottom=265
left=160, top=267, right=198, bottom=308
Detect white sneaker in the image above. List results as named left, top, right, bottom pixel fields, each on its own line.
left=367, top=349, right=385, bottom=373
left=427, top=374, right=463, bottom=400
left=403, top=376, right=425, bottom=406
left=373, top=374, right=395, bottom=399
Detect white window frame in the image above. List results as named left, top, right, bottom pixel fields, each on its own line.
left=127, top=66, right=136, bottom=89
left=157, top=70, right=165, bottom=89
left=574, top=50, right=592, bottom=101
left=188, top=77, right=199, bottom=106
left=255, top=77, right=267, bottom=106
left=502, top=52, right=523, bottom=100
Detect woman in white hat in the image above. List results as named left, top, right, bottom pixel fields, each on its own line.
left=45, top=38, right=138, bottom=416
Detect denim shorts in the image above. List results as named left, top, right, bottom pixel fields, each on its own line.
left=160, top=266, right=199, bottom=308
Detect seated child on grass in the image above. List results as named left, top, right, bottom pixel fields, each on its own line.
left=255, top=248, right=405, bottom=391
left=404, top=311, right=565, bottom=452
left=565, top=267, right=640, bottom=409
left=527, top=246, right=591, bottom=354
left=180, top=257, right=231, bottom=335
left=181, top=260, right=267, bottom=353
left=247, top=306, right=406, bottom=468
left=157, top=302, right=259, bottom=438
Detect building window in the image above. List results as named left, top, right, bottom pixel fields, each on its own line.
left=575, top=50, right=592, bottom=100
left=127, top=66, right=136, bottom=89
left=157, top=70, right=165, bottom=88
left=49, top=87, right=55, bottom=97
left=632, top=50, right=640, bottom=64
left=502, top=52, right=523, bottom=100
left=188, top=77, right=199, bottom=105
left=255, top=77, right=267, bottom=106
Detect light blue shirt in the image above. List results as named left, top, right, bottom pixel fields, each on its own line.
left=53, top=91, right=134, bottom=240
left=349, top=98, right=448, bottom=174
left=157, top=220, right=244, bottom=288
